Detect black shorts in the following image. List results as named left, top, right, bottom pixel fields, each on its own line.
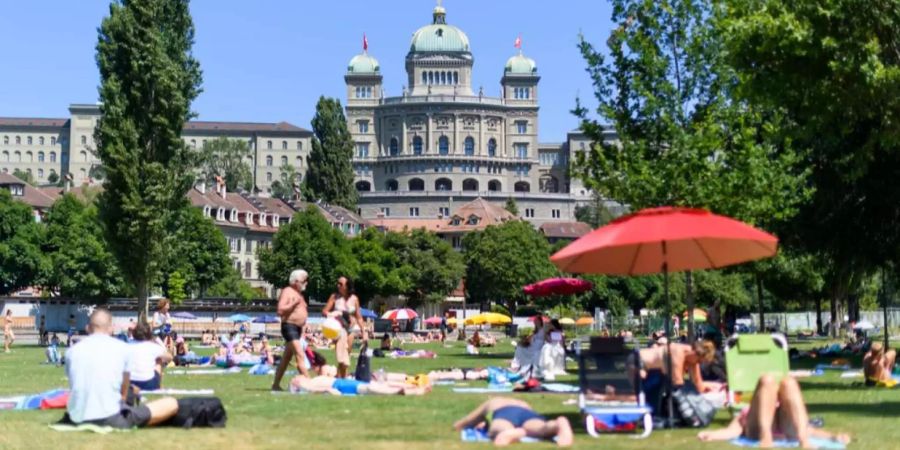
left=281, top=322, right=302, bottom=342
left=62, top=403, right=152, bottom=429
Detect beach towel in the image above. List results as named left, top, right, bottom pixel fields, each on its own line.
left=0, top=389, right=68, bottom=410
left=461, top=428, right=552, bottom=443
left=541, top=383, right=579, bottom=393
left=141, top=389, right=215, bottom=396
left=815, top=364, right=851, bottom=371
left=452, top=386, right=514, bottom=394
left=730, top=436, right=845, bottom=449
left=48, top=423, right=126, bottom=434
left=168, top=367, right=242, bottom=375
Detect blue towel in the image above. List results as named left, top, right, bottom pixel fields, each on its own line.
left=460, top=428, right=546, bottom=443
left=541, top=383, right=579, bottom=393
left=815, top=364, right=851, bottom=371
left=731, top=436, right=845, bottom=449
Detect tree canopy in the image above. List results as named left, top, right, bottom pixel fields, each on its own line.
left=162, top=206, right=231, bottom=298
left=196, top=137, right=253, bottom=192
left=0, top=190, right=47, bottom=295
left=304, top=97, right=357, bottom=209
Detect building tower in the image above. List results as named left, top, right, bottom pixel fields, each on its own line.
left=406, top=1, right=474, bottom=96
left=345, top=35, right=381, bottom=191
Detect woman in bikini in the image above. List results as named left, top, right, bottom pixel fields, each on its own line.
left=698, top=375, right=850, bottom=448
left=322, top=276, right=366, bottom=378
left=3, top=310, right=14, bottom=353
left=454, top=398, right=573, bottom=447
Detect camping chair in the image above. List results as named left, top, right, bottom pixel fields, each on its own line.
left=577, top=337, right=653, bottom=438
left=724, top=333, right=789, bottom=413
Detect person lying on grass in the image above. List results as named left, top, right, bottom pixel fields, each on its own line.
left=288, top=374, right=430, bottom=396
left=863, top=342, right=897, bottom=387
left=697, top=374, right=850, bottom=448
left=370, top=368, right=489, bottom=384
left=63, top=309, right=178, bottom=429
left=454, top=398, right=573, bottom=447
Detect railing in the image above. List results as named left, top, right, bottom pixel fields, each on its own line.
left=359, top=191, right=588, bottom=201
left=356, top=154, right=539, bottom=164
left=381, top=95, right=505, bottom=106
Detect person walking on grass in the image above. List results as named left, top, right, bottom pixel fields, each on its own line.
left=272, top=269, right=311, bottom=391
left=62, top=309, right=178, bottom=429
left=4, top=310, right=14, bottom=353
left=322, top=275, right=366, bottom=379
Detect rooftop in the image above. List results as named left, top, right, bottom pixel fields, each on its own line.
left=0, top=173, right=57, bottom=209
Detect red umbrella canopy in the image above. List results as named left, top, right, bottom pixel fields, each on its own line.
left=551, top=207, right=778, bottom=275
left=423, top=316, right=442, bottom=325
left=523, top=277, right=594, bottom=297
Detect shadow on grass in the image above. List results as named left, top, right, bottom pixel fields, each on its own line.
left=807, top=402, right=900, bottom=417
left=470, top=352, right=515, bottom=360
left=799, top=382, right=870, bottom=392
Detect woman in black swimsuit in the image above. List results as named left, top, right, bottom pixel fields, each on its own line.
left=454, top=398, right=573, bottom=447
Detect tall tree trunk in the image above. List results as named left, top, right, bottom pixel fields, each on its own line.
left=686, top=271, right=695, bottom=341
left=756, top=275, right=765, bottom=332
left=137, top=278, right=149, bottom=324
left=883, top=268, right=890, bottom=349
left=815, top=296, right=823, bottom=335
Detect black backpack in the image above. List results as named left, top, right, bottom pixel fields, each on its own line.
left=355, top=342, right=372, bottom=381
left=165, top=397, right=227, bottom=428
left=671, top=386, right=716, bottom=428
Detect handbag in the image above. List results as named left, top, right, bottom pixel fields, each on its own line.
left=671, top=385, right=717, bottom=428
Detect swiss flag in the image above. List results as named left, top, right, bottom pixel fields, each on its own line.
left=363, top=33, right=368, bottom=51
left=514, top=35, right=522, bottom=49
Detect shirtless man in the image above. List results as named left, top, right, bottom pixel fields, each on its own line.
left=272, top=269, right=311, bottom=391
left=633, top=341, right=715, bottom=393
left=863, top=342, right=897, bottom=386
left=3, top=310, right=14, bottom=353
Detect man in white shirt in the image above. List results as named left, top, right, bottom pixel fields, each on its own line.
left=63, top=309, right=178, bottom=428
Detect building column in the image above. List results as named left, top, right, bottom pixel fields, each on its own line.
left=478, top=114, right=485, bottom=157
left=426, top=113, right=433, bottom=154
left=453, top=114, right=460, bottom=155
left=401, top=115, right=407, bottom=154
left=378, top=116, right=385, bottom=156
left=500, top=119, right=507, bottom=157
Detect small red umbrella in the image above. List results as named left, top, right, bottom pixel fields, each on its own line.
left=550, top=206, right=778, bottom=426
left=423, top=316, right=442, bottom=326
left=523, top=277, right=594, bottom=297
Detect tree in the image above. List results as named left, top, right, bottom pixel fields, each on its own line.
left=95, top=0, right=202, bottom=319
left=463, top=221, right=558, bottom=315
left=257, top=206, right=354, bottom=302
left=47, top=172, right=60, bottom=185
left=161, top=206, right=231, bottom=298
left=271, top=163, right=300, bottom=200
left=12, top=169, right=35, bottom=186
left=397, top=229, right=464, bottom=308
left=346, top=228, right=412, bottom=306
left=207, top=267, right=257, bottom=302
left=721, top=0, right=900, bottom=335
left=43, top=194, right=124, bottom=300
left=197, top=136, right=253, bottom=192
left=305, top=97, right=357, bottom=209
left=504, top=197, right=519, bottom=216
left=574, top=194, right=615, bottom=228
left=0, top=190, right=47, bottom=295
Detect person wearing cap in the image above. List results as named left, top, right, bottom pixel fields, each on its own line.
left=863, top=342, right=897, bottom=387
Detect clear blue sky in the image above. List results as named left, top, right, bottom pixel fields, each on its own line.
left=0, top=0, right=613, bottom=141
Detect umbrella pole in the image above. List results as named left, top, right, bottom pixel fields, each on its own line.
left=664, top=266, right=675, bottom=428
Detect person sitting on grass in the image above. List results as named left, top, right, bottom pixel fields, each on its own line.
left=697, top=375, right=850, bottom=448
left=288, top=373, right=431, bottom=396
left=46, top=333, right=63, bottom=366
left=453, top=398, right=573, bottom=447
left=129, top=322, right=173, bottom=392
left=63, top=309, right=178, bottom=429
left=863, top=342, right=897, bottom=387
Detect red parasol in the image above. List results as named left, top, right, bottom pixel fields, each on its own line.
left=523, top=277, right=594, bottom=297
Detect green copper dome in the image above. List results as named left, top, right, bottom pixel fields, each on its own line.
left=409, top=5, right=470, bottom=53
left=505, top=54, right=537, bottom=74
left=347, top=53, right=380, bottom=73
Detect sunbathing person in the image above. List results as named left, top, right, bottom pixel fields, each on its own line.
left=288, top=374, right=430, bottom=396
left=863, top=342, right=897, bottom=386
left=697, top=375, right=850, bottom=448
left=634, top=340, right=716, bottom=393
left=454, top=398, right=573, bottom=447
left=371, top=368, right=489, bottom=383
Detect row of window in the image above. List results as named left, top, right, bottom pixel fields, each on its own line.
left=188, top=139, right=304, bottom=151
left=355, top=164, right=371, bottom=176
left=2, top=136, right=60, bottom=146
left=0, top=150, right=59, bottom=163
left=372, top=178, right=527, bottom=193
left=513, top=87, right=532, bottom=99
left=421, top=70, right=459, bottom=86
left=382, top=161, right=513, bottom=175
left=539, top=152, right=566, bottom=166
left=355, top=86, right=375, bottom=99
left=373, top=203, right=559, bottom=220
left=265, top=155, right=302, bottom=168
left=0, top=167, right=57, bottom=179
left=385, top=136, right=514, bottom=158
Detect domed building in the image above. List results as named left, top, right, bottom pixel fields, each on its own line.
left=345, top=2, right=601, bottom=233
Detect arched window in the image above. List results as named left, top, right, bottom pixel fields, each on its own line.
left=282, top=141, right=288, bottom=150
left=428, top=72, right=433, bottom=85
left=515, top=181, right=531, bottom=193
left=14, top=151, right=21, bottom=162
left=488, top=138, right=497, bottom=157
left=2, top=136, right=7, bottom=144
left=389, top=138, right=399, bottom=156
left=462, top=178, right=478, bottom=191
left=464, top=137, right=475, bottom=156
left=281, top=156, right=288, bottom=166
left=408, top=178, right=425, bottom=191
left=267, top=140, right=273, bottom=150
left=266, top=155, right=273, bottom=167
left=440, top=71, right=447, bottom=84
left=422, top=72, right=427, bottom=84
left=1, top=151, right=7, bottom=162
left=297, top=141, right=303, bottom=150
left=50, top=152, right=56, bottom=162
left=540, top=175, right=559, bottom=193
left=385, top=179, right=398, bottom=191
left=488, top=180, right=501, bottom=192
left=51, top=137, right=56, bottom=146
left=38, top=152, right=45, bottom=162
left=413, top=136, right=423, bottom=155
left=27, top=136, right=32, bottom=145
left=438, top=136, right=449, bottom=155
left=79, top=136, right=84, bottom=145
left=79, top=168, right=86, bottom=179
left=244, top=261, right=252, bottom=278
left=266, top=172, right=272, bottom=182
left=25, top=151, right=33, bottom=162
left=80, top=151, right=87, bottom=162
left=355, top=180, right=372, bottom=192
left=435, top=178, right=452, bottom=191
left=39, top=137, right=44, bottom=145
left=454, top=72, right=459, bottom=84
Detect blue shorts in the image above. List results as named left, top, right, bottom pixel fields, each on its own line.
left=131, top=372, right=161, bottom=391
left=492, top=406, right=545, bottom=428
left=332, top=378, right=367, bottom=395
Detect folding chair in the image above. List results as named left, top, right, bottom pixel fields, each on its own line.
left=577, top=337, right=653, bottom=438
left=724, top=333, right=789, bottom=413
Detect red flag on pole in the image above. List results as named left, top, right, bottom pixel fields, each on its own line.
left=514, top=35, right=522, bottom=49
left=363, top=33, right=368, bottom=51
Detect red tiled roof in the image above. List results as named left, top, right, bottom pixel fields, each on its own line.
left=251, top=196, right=297, bottom=218
left=0, top=117, right=68, bottom=127
left=539, top=221, right=593, bottom=239
left=368, top=218, right=447, bottom=233
left=0, top=173, right=56, bottom=209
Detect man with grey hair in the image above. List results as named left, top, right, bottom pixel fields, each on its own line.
left=272, top=269, right=310, bottom=391
left=63, top=309, right=178, bottom=428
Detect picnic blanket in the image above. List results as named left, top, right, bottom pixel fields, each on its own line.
left=389, top=350, right=436, bottom=359
left=731, top=436, right=845, bottom=449
left=168, top=367, right=242, bottom=375
left=461, top=428, right=552, bottom=444
left=0, top=389, right=68, bottom=410
left=48, top=423, right=127, bottom=434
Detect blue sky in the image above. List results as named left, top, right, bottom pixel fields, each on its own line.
left=0, top=0, right=613, bottom=141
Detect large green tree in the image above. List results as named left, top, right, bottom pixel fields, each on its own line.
left=257, top=206, right=354, bottom=302
left=463, top=221, right=558, bottom=315
left=94, top=0, right=202, bottom=319
left=0, top=190, right=47, bottom=295
left=12, top=169, right=35, bottom=186
left=43, top=194, right=124, bottom=300
left=304, top=97, right=357, bottom=209
left=161, top=206, right=231, bottom=298
left=395, top=229, right=464, bottom=308
left=197, top=136, right=253, bottom=192
left=721, top=0, right=900, bottom=335
left=346, top=228, right=413, bottom=306
left=271, top=163, right=300, bottom=200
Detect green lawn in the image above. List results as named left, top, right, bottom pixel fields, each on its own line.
left=0, top=340, right=898, bottom=449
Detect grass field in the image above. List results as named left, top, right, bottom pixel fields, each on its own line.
left=1, top=339, right=899, bottom=449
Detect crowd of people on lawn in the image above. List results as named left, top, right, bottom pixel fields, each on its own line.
left=9, top=266, right=892, bottom=447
